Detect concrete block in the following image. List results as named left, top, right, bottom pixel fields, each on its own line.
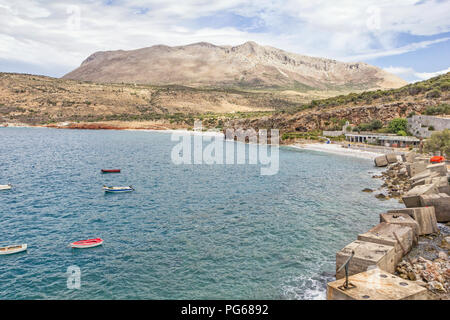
left=357, top=223, right=414, bottom=265
left=386, top=153, right=398, bottom=164
left=406, top=162, right=428, bottom=177
left=336, top=240, right=396, bottom=279
left=438, top=185, right=450, bottom=195
left=419, top=193, right=450, bottom=222
left=374, top=155, right=388, bottom=167
left=402, top=183, right=439, bottom=207
left=426, top=163, right=447, bottom=176
left=402, top=152, right=418, bottom=163
left=432, top=176, right=449, bottom=187
left=415, top=157, right=430, bottom=163
left=409, top=169, right=438, bottom=183
left=380, top=213, right=420, bottom=238
left=402, top=194, right=422, bottom=208
left=327, top=268, right=429, bottom=300
left=411, top=177, right=434, bottom=188
left=387, top=207, right=438, bottom=235
left=406, top=184, right=439, bottom=196
left=411, top=176, right=442, bottom=188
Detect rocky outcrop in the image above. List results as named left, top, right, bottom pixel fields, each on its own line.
left=396, top=255, right=449, bottom=296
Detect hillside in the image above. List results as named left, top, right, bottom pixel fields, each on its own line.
left=63, top=41, right=406, bottom=91
left=1, top=72, right=447, bottom=133
left=226, top=72, right=450, bottom=137
left=0, top=72, right=309, bottom=126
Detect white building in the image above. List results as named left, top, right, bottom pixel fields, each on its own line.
left=345, top=133, right=420, bottom=147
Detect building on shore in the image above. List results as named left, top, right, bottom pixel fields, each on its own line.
left=407, top=115, right=450, bottom=138
left=345, top=133, right=420, bottom=148
left=323, top=121, right=352, bottom=137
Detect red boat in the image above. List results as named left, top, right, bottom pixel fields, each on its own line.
left=430, top=156, right=445, bottom=163
left=101, top=169, right=121, bottom=173
left=71, top=238, right=103, bottom=249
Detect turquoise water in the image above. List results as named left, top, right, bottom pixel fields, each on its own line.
left=0, top=127, right=402, bottom=299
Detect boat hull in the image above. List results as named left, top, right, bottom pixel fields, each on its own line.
left=71, top=239, right=103, bottom=249
left=0, top=244, right=27, bottom=255
left=101, top=169, right=121, bottom=173
left=103, top=186, right=134, bottom=193
left=104, top=189, right=134, bottom=193
left=0, top=184, right=12, bottom=190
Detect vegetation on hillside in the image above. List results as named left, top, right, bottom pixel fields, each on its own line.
left=281, top=72, right=449, bottom=114
left=424, top=103, right=450, bottom=115
left=424, top=129, right=450, bottom=156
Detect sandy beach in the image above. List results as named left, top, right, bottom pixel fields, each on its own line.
left=290, top=143, right=385, bottom=160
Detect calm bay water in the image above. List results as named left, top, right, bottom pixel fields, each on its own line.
left=0, top=127, right=402, bottom=299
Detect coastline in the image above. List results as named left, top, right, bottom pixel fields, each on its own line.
left=2, top=122, right=388, bottom=160
left=288, top=143, right=385, bottom=160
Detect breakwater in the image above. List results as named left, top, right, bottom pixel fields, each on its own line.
left=327, top=152, right=450, bottom=300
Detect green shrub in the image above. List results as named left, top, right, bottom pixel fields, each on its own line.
left=388, top=118, right=408, bottom=134
left=424, top=103, right=450, bottom=115
left=424, top=129, right=450, bottom=156
left=425, top=89, right=441, bottom=99
left=369, top=119, right=383, bottom=130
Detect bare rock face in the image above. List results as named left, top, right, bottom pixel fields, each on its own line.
left=63, top=41, right=407, bottom=90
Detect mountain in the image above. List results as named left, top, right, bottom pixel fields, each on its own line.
left=63, top=41, right=407, bottom=90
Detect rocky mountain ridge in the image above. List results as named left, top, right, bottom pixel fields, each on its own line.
left=63, top=41, right=407, bottom=90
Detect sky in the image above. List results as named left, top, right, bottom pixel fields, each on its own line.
left=0, top=0, right=449, bottom=82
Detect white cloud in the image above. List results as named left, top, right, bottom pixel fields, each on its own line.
left=383, top=66, right=450, bottom=82
left=342, top=37, right=450, bottom=61
left=0, top=0, right=449, bottom=76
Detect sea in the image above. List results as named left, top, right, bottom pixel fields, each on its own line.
left=0, top=127, right=402, bottom=299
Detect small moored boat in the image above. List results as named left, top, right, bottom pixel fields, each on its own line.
left=103, top=185, right=134, bottom=193
left=101, top=169, right=121, bottom=173
left=0, top=184, right=12, bottom=190
left=430, top=156, right=445, bottom=163
left=0, top=244, right=27, bottom=255
left=71, top=238, right=103, bottom=249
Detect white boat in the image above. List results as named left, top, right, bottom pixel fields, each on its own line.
left=0, top=244, right=27, bottom=255
left=0, top=184, right=12, bottom=190
left=102, top=185, right=134, bottom=193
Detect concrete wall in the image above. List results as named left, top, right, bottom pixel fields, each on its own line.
left=408, top=115, right=450, bottom=138
left=323, top=130, right=343, bottom=137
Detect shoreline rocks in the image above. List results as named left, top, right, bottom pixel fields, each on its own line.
left=336, top=151, right=449, bottom=300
